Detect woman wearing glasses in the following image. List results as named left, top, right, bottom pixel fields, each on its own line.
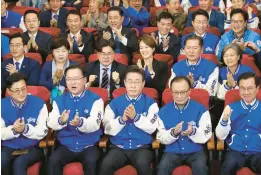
left=136, top=34, right=168, bottom=104
left=39, top=38, right=75, bottom=102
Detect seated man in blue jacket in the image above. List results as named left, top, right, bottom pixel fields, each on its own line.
left=1, top=73, right=48, bottom=175
left=121, top=0, right=150, bottom=36
left=100, top=65, right=159, bottom=175
left=47, top=65, right=104, bottom=175
left=216, top=72, right=261, bottom=175
left=1, top=33, right=41, bottom=96
left=157, top=76, right=212, bottom=175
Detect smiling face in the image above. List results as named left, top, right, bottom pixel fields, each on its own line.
left=171, top=79, right=191, bottom=105
left=157, top=18, right=173, bottom=35
left=166, top=0, right=181, bottom=14
left=239, top=77, right=259, bottom=104
left=139, top=40, right=155, bottom=60
left=89, top=0, right=101, bottom=13
left=129, top=0, right=142, bottom=11
left=7, top=80, right=28, bottom=103
left=232, top=0, right=244, bottom=8
left=49, top=0, right=62, bottom=13
left=98, top=46, right=114, bottom=67
left=231, top=13, right=247, bottom=36
left=223, top=48, right=240, bottom=68
left=108, top=10, right=124, bottom=29
left=199, top=0, right=213, bottom=11
left=124, top=72, right=145, bottom=98
left=24, top=13, right=40, bottom=34
left=1, top=0, right=7, bottom=16
left=192, top=14, right=208, bottom=35
left=66, top=14, right=82, bottom=34
left=52, top=46, right=69, bottom=64
left=184, top=39, right=203, bottom=63
left=65, top=68, right=87, bottom=96
left=10, top=37, right=25, bottom=60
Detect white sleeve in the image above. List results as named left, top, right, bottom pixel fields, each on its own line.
left=247, top=17, right=259, bottom=28
left=134, top=102, right=159, bottom=134
left=103, top=104, right=126, bottom=136
left=219, top=0, right=226, bottom=13
left=226, top=0, right=232, bottom=7
left=224, top=20, right=231, bottom=29
left=19, top=16, right=27, bottom=32
left=78, top=45, right=84, bottom=52
left=22, top=104, right=48, bottom=140
left=1, top=118, right=20, bottom=140
left=77, top=99, right=104, bottom=133
left=181, top=0, right=191, bottom=14
left=120, top=36, right=128, bottom=46
left=194, top=67, right=219, bottom=96
left=217, top=82, right=228, bottom=100
left=168, top=69, right=176, bottom=88
left=256, top=2, right=261, bottom=11
left=215, top=105, right=231, bottom=140
left=47, top=101, right=68, bottom=130
left=188, top=111, right=212, bottom=144
left=156, top=117, right=179, bottom=145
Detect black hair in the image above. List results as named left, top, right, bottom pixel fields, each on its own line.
left=184, top=34, right=204, bottom=48
left=124, top=65, right=145, bottom=82
left=192, top=9, right=209, bottom=21
left=238, top=72, right=260, bottom=87
left=5, top=73, right=27, bottom=89
left=107, top=6, right=124, bottom=16
left=96, top=39, right=115, bottom=52
left=157, top=11, right=174, bottom=23
left=24, top=10, right=40, bottom=22
left=51, top=38, right=70, bottom=51
left=170, top=76, right=192, bottom=89
left=64, top=65, right=86, bottom=77
left=230, top=8, right=248, bottom=22
left=66, top=9, right=82, bottom=20
left=9, top=33, right=26, bottom=45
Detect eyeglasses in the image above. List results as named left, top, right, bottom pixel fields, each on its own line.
left=99, top=52, right=114, bottom=57
left=9, top=87, right=27, bottom=95
left=9, top=44, right=23, bottom=49
left=231, top=20, right=244, bottom=25
left=66, top=77, right=84, bottom=82
left=125, top=80, right=143, bottom=85
left=172, top=89, right=190, bottom=96
left=239, top=86, right=256, bottom=93
left=194, top=21, right=208, bottom=25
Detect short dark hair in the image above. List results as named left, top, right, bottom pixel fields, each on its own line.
left=64, top=65, right=85, bottom=77
left=230, top=8, right=248, bottom=22
left=107, top=6, right=124, bottom=16
left=24, top=10, right=40, bottom=22
left=96, top=39, right=115, bottom=52
left=170, top=76, right=192, bottom=89
left=124, top=65, right=145, bottom=82
left=192, top=9, right=209, bottom=21
left=5, top=73, right=27, bottom=89
left=157, top=11, right=174, bottom=23
left=238, top=72, right=260, bottom=87
left=9, top=33, right=26, bottom=45
left=66, top=9, right=82, bottom=20
left=51, top=38, right=70, bottom=51
left=184, top=34, right=203, bottom=48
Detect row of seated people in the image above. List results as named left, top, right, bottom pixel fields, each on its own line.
left=1, top=67, right=261, bottom=175
left=2, top=32, right=261, bottom=107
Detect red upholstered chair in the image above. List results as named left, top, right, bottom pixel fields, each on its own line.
left=89, top=53, right=128, bottom=66
left=39, top=27, right=61, bottom=39
left=6, top=86, right=51, bottom=175
left=1, top=28, right=23, bottom=37
left=241, top=54, right=261, bottom=77
left=149, top=6, right=167, bottom=26
left=177, top=54, right=219, bottom=64
left=11, top=6, right=41, bottom=15
left=217, top=89, right=261, bottom=175
left=181, top=26, right=221, bottom=38
left=82, top=0, right=89, bottom=6
left=131, top=28, right=140, bottom=38
left=3, top=53, right=43, bottom=67
left=46, top=54, right=86, bottom=66
left=63, top=7, right=76, bottom=11
left=161, top=88, right=214, bottom=175
left=142, top=27, right=179, bottom=37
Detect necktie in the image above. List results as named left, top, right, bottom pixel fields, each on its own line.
left=53, top=14, right=58, bottom=20
left=101, top=68, right=109, bottom=89
left=114, top=33, right=120, bottom=53
left=72, top=36, right=77, bottom=50
left=158, top=0, right=166, bottom=6
left=15, top=62, right=20, bottom=71
left=161, top=37, right=164, bottom=44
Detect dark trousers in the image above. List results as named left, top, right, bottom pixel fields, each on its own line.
left=1, top=146, right=43, bottom=175
left=99, top=146, right=153, bottom=175
left=48, top=145, right=100, bottom=175
left=157, top=150, right=208, bottom=175
left=221, top=150, right=261, bottom=175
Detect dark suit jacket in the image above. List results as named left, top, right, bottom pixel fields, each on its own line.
left=22, top=31, right=53, bottom=61
left=60, top=29, right=94, bottom=62
left=254, top=51, right=261, bottom=72
left=1, top=57, right=41, bottom=92
left=186, top=9, right=225, bottom=34
left=39, top=8, right=68, bottom=33
left=97, top=26, right=138, bottom=64
left=84, top=60, right=127, bottom=96
left=154, top=31, right=181, bottom=63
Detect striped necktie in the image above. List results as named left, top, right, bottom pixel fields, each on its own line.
left=101, top=68, right=109, bottom=89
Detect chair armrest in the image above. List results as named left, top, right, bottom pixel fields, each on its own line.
left=47, top=129, right=56, bottom=147
left=99, top=135, right=109, bottom=148
left=39, top=140, right=47, bottom=148
left=207, top=132, right=215, bottom=150
left=217, top=139, right=224, bottom=151
left=152, top=139, right=161, bottom=149
left=39, top=128, right=53, bottom=148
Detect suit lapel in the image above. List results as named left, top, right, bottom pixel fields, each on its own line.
left=19, top=57, right=28, bottom=74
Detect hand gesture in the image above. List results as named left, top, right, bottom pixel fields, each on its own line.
left=74, top=0, right=81, bottom=5
left=67, top=35, right=74, bottom=49
left=44, top=3, right=50, bottom=10
left=27, top=39, right=32, bottom=50
left=69, top=112, right=81, bottom=126
left=247, top=6, right=253, bottom=18
left=6, top=64, right=18, bottom=75
left=60, top=110, right=70, bottom=124
left=125, top=104, right=136, bottom=120
left=31, top=39, right=38, bottom=51
left=103, top=31, right=112, bottom=40
left=187, top=72, right=195, bottom=85
left=225, top=7, right=231, bottom=19
left=112, top=71, right=120, bottom=84
left=226, top=72, right=236, bottom=87
left=89, top=75, right=97, bottom=83
left=245, top=41, right=260, bottom=53
left=50, top=19, right=57, bottom=27
left=223, top=105, right=232, bottom=121
left=150, top=33, right=158, bottom=46
left=114, top=0, right=120, bottom=6
left=137, top=59, right=143, bottom=69
left=181, top=123, right=193, bottom=136
left=122, top=0, right=129, bottom=8
left=162, top=36, right=170, bottom=49
left=76, top=33, right=83, bottom=46
left=13, top=117, right=25, bottom=133
left=112, top=27, right=123, bottom=40
left=233, top=39, right=246, bottom=51
left=172, top=121, right=184, bottom=136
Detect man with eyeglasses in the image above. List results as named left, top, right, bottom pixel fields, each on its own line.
left=1, top=33, right=41, bottom=97
left=47, top=64, right=104, bottom=175
left=100, top=65, right=159, bottom=175
left=216, top=72, right=261, bottom=175
left=169, top=34, right=219, bottom=98
left=217, top=8, right=261, bottom=60
left=84, top=39, right=126, bottom=98
left=157, top=76, right=212, bottom=175
left=22, top=10, right=53, bottom=62
left=1, top=73, right=48, bottom=175
left=181, top=9, right=220, bottom=55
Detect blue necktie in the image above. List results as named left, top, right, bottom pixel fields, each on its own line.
left=53, top=14, right=58, bottom=20
left=72, top=36, right=77, bottom=50
left=158, top=0, right=166, bottom=6
left=15, top=62, right=20, bottom=71
left=1, top=16, right=6, bottom=24
left=114, top=34, right=120, bottom=53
